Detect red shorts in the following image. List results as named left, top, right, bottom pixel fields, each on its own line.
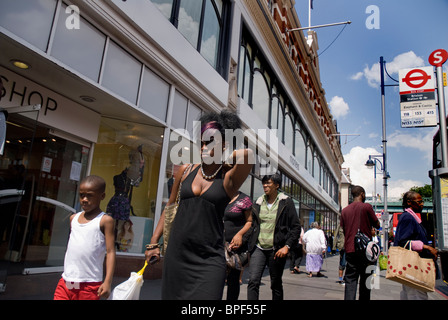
left=54, top=277, right=102, bottom=300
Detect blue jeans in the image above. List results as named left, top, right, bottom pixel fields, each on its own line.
left=247, top=247, right=287, bottom=300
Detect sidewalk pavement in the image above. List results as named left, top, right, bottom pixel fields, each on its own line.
left=1, top=253, right=447, bottom=300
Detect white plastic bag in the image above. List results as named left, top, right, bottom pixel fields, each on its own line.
left=109, top=262, right=147, bottom=300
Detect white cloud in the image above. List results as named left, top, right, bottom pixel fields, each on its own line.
left=388, top=129, right=436, bottom=162
left=351, top=51, right=425, bottom=88
left=342, top=145, right=424, bottom=199
left=329, top=96, right=349, bottom=119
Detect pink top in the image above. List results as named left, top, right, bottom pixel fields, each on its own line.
left=404, top=208, right=424, bottom=252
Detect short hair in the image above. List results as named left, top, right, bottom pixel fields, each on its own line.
left=351, top=185, right=365, bottom=198
left=262, top=174, right=282, bottom=188
left=402, top=191, right=419, bottom=209
left=81, top=175, right=106, bottom=193
left=310, top=221, right=319, bottom=229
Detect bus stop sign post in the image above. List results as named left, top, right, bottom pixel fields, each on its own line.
left=428, top=49, right=448, bottom=283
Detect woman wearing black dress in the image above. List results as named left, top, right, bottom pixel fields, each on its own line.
left=145, top=110, right=253, bottom=300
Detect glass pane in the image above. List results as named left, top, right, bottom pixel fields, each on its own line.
left=237, top=46, right=245, bottom=98
left=139, top=67, right=170, bottom=121
left=186, top=103, right=202, bottom=139
left=243, top=52, right=251, bottom=101
left=295, top=130, right=306, bottom=166
left=150, top=0, right=174, bottom=19
left=313, top=155, right=320, bottom=180
left=102, top=41, right=142, bottom=104
left=171, top=90, right=188, bottom=130
left=284, top=113, right=294, bottom=151
left=178, top=0, right=203, bottom=48
left=252, top=71, right=270, bottom=126
left=307, top=145, right=313, bottom=174
left=200, top=0, right=220, bottom=67
left=0, top=0, right=57, bottom=51
left=51, top=4, right=106, bottom=81
left=91, top=118, right=164, bottom=254
left=270, top=97, right=278, bottom=130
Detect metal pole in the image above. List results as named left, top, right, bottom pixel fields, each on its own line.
left=436, top=65, right=448, bottom=167
left=286, top=21, right=352, bottom=32
left=380, top=57, right=389, bottom=254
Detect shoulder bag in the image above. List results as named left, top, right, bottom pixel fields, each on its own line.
left=162, top=164, right=192, bottom=254
left=354, top=211, right=380, bottom=263
left=386, top=241, right=436, bottom=292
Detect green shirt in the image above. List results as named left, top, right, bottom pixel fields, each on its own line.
left=257, top=193, right=281, bottom=249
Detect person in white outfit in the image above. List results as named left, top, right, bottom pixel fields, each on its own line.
left=54, top=175, right=116, bottom=300
left=303, top=222, right=327, bottom=277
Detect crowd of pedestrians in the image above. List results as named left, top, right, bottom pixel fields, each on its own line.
left=49, top=109, right=440, bottom=301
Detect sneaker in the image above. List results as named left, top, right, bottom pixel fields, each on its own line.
left=338, top=280, right=345, bottom=286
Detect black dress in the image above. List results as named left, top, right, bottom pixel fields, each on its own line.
left=161, top=165, right=230, bottom=300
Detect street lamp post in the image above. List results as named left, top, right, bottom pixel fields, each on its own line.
left=365, top=155, right=389, bottom=253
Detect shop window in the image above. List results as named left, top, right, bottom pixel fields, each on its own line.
left=139, top=67, right=171, bottom=122
left=0, top=0, right=57, bottom=51
left=102, top=41, right=142, bottom=104
left=51, top=4, right=106, bottom=82
left=91, top=118, right=164, bottom=254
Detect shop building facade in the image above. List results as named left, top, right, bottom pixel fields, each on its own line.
left=0, top=0, right=343, bottom=289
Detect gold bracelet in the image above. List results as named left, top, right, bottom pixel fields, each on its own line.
left=145, top=243, right=160, bottom=250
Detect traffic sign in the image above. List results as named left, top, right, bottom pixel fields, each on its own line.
left=398, top=66, right=437, bottom=128
left=429, top=49, right=448, bottom=67
left=399, top=67, right=435, bottom=94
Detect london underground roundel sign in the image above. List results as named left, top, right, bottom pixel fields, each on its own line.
left=429, top=49, right=448, bottom=67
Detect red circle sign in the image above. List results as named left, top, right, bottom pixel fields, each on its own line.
left=429, top=49, right=448, bottom=67
left=402, top=69, right=431, bottom=89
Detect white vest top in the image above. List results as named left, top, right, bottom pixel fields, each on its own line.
left=62, top=212, right=106, bottom=283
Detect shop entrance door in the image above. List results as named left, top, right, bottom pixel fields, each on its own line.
left=0, top=112, right=90, bottom=292
left=0, top=109, right=39, bottom=292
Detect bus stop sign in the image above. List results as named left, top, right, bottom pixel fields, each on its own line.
left=429, top=49, right=448, bottom=67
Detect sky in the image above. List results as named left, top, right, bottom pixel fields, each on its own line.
left=294, top=0, right=448, bottom=199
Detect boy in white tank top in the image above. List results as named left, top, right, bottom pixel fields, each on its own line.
left=54, top=175, right=116, bottom=300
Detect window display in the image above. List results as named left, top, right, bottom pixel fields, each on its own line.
left=90, top=117, right=164, bottom=254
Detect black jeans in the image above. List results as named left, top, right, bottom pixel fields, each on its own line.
left=247, top=247, right=287, bottom=300
left=344, top=252, right=374, bottom=300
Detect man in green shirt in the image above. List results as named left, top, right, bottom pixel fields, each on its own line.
left=247, top=174, right=301, bottom=300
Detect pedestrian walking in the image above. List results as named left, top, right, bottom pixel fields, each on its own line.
left=54, top=175, right=116, bottom=300
left=303, top=222, right=327, bottom=277
left=340, top=185, right=379, bottom=300
left=144, top=109, right=253, bottom=300
left=290, top=224, right=304, bottom=274
left=247, top=174, right=301, bottom=300
left=224, top=191, right=253, bottom=300
left=333, top=223, right=346, bottom=285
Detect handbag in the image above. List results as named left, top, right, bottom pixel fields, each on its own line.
left=109, top=262, right=147, bottom=300
left=385, top=241, right=436, bottom=292
left=162, top=164, right=192, bottom=254
left=224, top=242, right=250, bottom=270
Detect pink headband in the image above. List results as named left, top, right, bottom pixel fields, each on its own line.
left=201, top=121, right=222, bottom=135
